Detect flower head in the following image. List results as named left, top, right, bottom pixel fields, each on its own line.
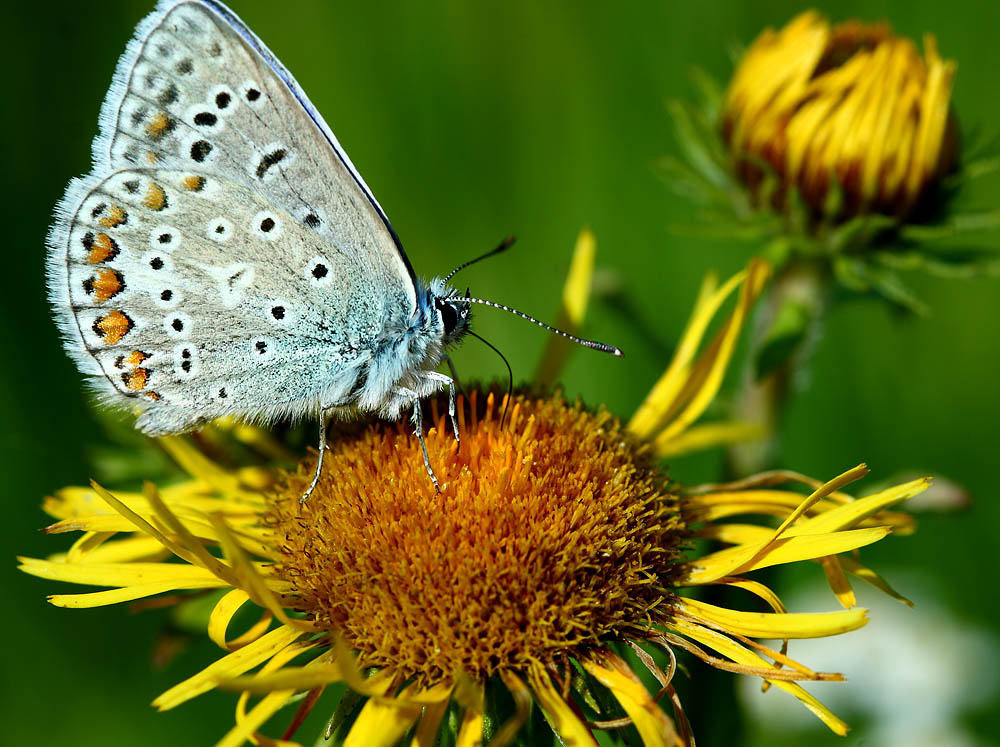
left=664, top=13, right=998, bottom=314
left=724, top=11, right=957, bottom=220
left=21, top=249, right=926, bottom=746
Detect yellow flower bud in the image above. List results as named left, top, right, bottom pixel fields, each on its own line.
left=724, top=11, right=958, bottom=219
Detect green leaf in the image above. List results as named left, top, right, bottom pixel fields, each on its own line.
left=826, top=214, right=896, bottom=255
left=666, top=99, right=730, bottom=191
left=900, top=209, right=1000, bottom=241
left=688, top=67, right=724, bottom=123
left=874, top=247, right=1000, bottom=278
left=837, top=260, right=929, bottom=314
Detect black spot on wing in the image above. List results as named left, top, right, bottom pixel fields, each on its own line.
left=255, top=148, right=287, bottom=179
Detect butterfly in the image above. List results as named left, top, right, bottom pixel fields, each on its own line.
left=47, top=0, right=621, bottom=497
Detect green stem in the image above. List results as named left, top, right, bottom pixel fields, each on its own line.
left=726, top=257, right=830, bottom=476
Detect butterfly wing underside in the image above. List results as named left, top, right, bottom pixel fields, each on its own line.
left=47, top=0, right=417, bottom=433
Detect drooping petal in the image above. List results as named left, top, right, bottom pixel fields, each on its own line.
left=676, top=596, right=868, bottom=638
left=534, top=228, right=598, bottom=387
left=154, top=625, right=305, bottom=710
left=669, top=619, right=850, bottom=735
left=683, top=526, right=890, bottom=584
left=583, top=654, right=678, bottom=747
left=209, top=589, right=274, bottom=651
left=653, top=420, right=765, bottom=458
left=629, top=260, right=770, bottom=445
left=344, top=683, right=425, bottom=747
left=526, top=662, right=597, bottom=746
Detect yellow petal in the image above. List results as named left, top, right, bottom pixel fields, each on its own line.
left=819, top=555, right=857, bottom=608
left=491, top=671, right=533, bottom=747
left=628, top=269, right=734, bottom=439
left=209, top=588, right=273, bottom=651
left=412, top=696, right=452, bottom=747
left=208, top=515, right=312, bottom=632
left=791, top=477, right=930, bottom=534
left=18, top=557, right=223, bottom=587
left=455, top=682, right=484, bottom=747
left=676, top=596, right=868, bottom=638
left=534, top=228, right=597, bottom=387
left=220, top=639, right=327, bottom=747
left=683, top=526, right=891, bottom=584
left=671, top=617, right=850, bottom=735
left=583, top=655, right=678, bottom=747
left=715, top=578, right=787, bottom=613
left=631, top=260, right=770, bottom=444
left=839, top=556, right=913, bottom=607
left=765, top=465, right=869, bottom=541
left=88, top=481, right=202, bottom=569
left=220, top=665, right=347, bottom=694
left=526, top=661, right=597, bottom=746
left=143, top=481, right=235, bottom=583
left=158, top=435, right=244, bottom=493
left=653, top=420, right=765, bottom=458
left=344, top=683, right=425, bottom=747
left=48, top=580, right=225, bottom=608
left=153, top=624, right=303, bottom=710
left=65, top=534, right=167, bottom=564
left=218, top=689, right=295, bottom=747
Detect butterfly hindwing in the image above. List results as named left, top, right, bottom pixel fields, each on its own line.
left=48, top=0, right=419, bottom=432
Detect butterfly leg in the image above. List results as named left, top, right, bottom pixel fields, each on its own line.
left=425, top=371, right=460, bottom=452
left=300, top=407, right=335, bottom=504
left=400, top=390, right=441, bottom=492
left=442, top=355, right=467, bottom=399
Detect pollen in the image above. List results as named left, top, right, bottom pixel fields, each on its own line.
left=142, top=183, right=167, bottom=211
left=271, top=390, right=686, bottom=685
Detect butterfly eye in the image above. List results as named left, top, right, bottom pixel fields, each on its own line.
left=438, top=301, right=459, bottom=335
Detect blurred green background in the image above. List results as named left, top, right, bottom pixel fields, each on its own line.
left=4, top=0, right=998, bottom=744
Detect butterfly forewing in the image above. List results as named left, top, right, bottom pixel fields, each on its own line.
left=49, top=0, right=417, bottom=433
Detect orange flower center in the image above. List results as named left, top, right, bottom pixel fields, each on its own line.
left=269, top=390, right=685, bottom=684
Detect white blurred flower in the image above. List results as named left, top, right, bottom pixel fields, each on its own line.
left=739, top=574, right=999, bottom=746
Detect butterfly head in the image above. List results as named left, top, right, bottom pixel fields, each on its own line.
left=428, top=278, right=472, bottom=346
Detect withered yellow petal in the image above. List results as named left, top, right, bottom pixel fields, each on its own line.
left=677, top=596, right=868, bottom=638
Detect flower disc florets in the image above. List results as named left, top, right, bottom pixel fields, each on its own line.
left=270, top=390, right=686, bottom=685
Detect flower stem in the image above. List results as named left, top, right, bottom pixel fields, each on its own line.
left=726, top=256, right=830, bottom=476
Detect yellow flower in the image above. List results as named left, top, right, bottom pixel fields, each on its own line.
left=21, top=237, right=924, bottom=745
left=723, top=10, right=957, bottom=219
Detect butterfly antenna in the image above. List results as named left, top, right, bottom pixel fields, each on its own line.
left=468, top=330, right=514, bottom=429
left=443, top=236, right=517, bottom=284
left=456, top=297, right=624, bottom=357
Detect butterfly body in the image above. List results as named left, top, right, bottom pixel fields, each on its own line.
left=48, top=0, right=469, bottom=439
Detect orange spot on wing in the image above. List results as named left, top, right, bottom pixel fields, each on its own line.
left=98, top=205, right=127, bottom=228
left=146, top=112, right=172, bottom=139
left=88, top=233, right=118, bottom=264
left=92, top=269, right=125, bottom=302
left=93, top=311, right=133, bottom=345
left=145, top=391, right=162, bottom=401
left=125, top=351, right=148, bottom=367
left=142, top=183, right=167, bottom=211
left=122, top=368, right=149, bottom=391
left=181, top=175, right=205, bottom=191
left=146, top=151, right=158, bottom=164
